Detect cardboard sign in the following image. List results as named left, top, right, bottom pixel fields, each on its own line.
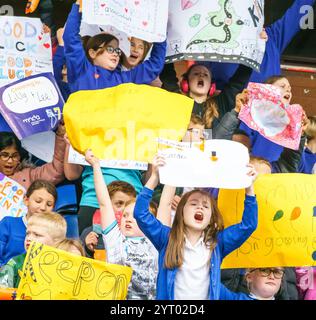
left=159, top=139, right=251, bottom=188
left=166, top=0, right=265, bottom=70
left=0, top=15, right=53, bottom=87
left=0, top=173, right=27, bottom=221
left=0, top=73, right=64, bottom=139
left=218, top=174, right=316, bottom=268
left=239, top=82, right=303, bottom=150
left=17, top=242, right=132, bottom=300
left=64, top=83, right=193, bottom=162
left=82, top=0, right=168, bottom=42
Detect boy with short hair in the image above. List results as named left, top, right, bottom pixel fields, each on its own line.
left=0, top=212, right=67, bottom=288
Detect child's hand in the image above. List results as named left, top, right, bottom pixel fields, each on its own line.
left=85, top=149, right=100, bottom=167
left=85, top=231, right=98, bottom=252
left=245, top=163, right=257, bottom=196
left=171, top=195, right=181, bottom=211
left=151, top=154, right=166, bottom=178
left=56, top=122, right=66, bottom=137
left=260, top=28, right=268, bottom=42
left=235, top=89, right=249, bottom=113
left=42, top=24, right=51, bottom=35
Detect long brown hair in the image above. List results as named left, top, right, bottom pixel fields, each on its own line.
left=164, top=190, right=224, bottom=269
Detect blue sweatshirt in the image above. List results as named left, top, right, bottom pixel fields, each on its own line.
left=298, top=147, right=316, bottom=173
left=0, top=217, right=26, bottom=267
left=134, top=187, right=258, bottom=300
left=63, top=4, right=167, bottom=93
left=206, top=0, right=316, bottom=162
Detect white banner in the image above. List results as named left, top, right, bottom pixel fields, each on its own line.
left=0, top=16, right=53, bottom=87
left=159, top=139, right=251, bottom=188
left=82, top=0, right=169, bottom=43
left=68, top=146, right=148, bottom=171
left=166, top=0, right=265, bottom=70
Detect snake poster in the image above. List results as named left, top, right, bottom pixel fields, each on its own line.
left=166, top=0, right=266, bottom=71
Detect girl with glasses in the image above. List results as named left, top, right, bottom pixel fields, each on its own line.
left=63, top=1, right=166, bottom=92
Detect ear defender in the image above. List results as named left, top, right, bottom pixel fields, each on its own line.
left=180, top=77, right=216, bottom=96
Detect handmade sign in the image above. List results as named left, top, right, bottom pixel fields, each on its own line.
left=63, top=83, right=193, bottom=162
left=17, top=242, right=132, bottom=300
left=159, top=139, right=251, bottom=188
left=166, top=0, right=265, bottom=70
left=81, top=0, right=168, bottom=43
left=218, top=174, right=316, bottom=268
left=0, top=73, right=64, bottom=139
left=238, top=82, right=303, bottom=150
left=0, top=15, right=53, bottom=87
left=0, top=173, right=27, bottom=221
left=68, top=145, right=148, bottom=170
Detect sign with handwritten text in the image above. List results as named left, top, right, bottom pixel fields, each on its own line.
left=239, top=82, right=303, bottom=150
left=82, top=0, right=169, bottom=42
left=0, top=73, right=64, bottom=139
left=0, top=173, right=27, bottom=221
left=0, top=15, right=53, bottom=87
left=218, top=174, right=316, bottom=268
left=17, top=242, right=132, bottom=300
left=166, top=0, right=265, bottom=70
left=68, top=145, right=148, bottom=170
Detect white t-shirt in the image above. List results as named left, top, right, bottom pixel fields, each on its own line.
left=102, top=222, right=158, bottom=300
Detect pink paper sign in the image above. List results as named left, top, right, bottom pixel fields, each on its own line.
left=238, top=82, right=303, bottom=150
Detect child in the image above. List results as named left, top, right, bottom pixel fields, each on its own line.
left=120, top=37, right=151, bottom=70
left=63, top=1, right=166, bottom=92
left=180, top=63, right=252, bottom=129
left=0, top=126, right=66, bottom=190
left=80, top=180, right=136, bottom=258
left=133, top=154, right=258, bottom=300
left=0, top=180, right=57, bottom=266
left=56, top=238, right=85, bottom=257
left=0, top=211, right=66, bottom=288
left=85, top=149, right=158, bottom=300
left=220, top=267, right=285, bottom=300
left=299, top=116, right=316, bottom=174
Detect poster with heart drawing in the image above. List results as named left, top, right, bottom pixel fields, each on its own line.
left=238, top=82, right=303, bottom=150
left=82, top=0, right=169, bottom=43
left=0, top=16, right=53, bottom=88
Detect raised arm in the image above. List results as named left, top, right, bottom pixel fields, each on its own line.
left=85, top=149, right=115, bottom=230
left=157, top=184, right=176, bottom=227
left=219, top=164, right=258, bottom=258
left=63, top=2, right=88, bottom=84
left=267, top=0, right=316, bottom=53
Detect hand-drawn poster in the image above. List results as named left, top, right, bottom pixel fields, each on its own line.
left=218, top=174, right=316, bottom=268
left=0, top=15, right=53, bottom=87
left=239, top=82, right=303, bottom=150
left=63, top=83, right=193, bottom=162
left=17, top=242, right=133, bottom=300
left=0, top=173, right=27, bottom=221
left=166, top=0, right=265, bottom=71
left=0, top=73, right=64, bottom=139
left=159, top=139, right=251, bottom=188
left=82, top=0, right=169, bottom=43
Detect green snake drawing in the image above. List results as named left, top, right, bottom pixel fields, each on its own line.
left=186, top=0, right=244, bottom=51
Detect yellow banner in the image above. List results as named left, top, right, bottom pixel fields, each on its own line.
left=63, top=84, right=194, bottom=162
left=17, top=242, right=132, bottom=300
left=218, top=174, right=316, bottom=268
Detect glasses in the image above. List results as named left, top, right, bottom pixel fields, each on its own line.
left=98, top=45, right=122, bottom=56
left=250, top=268, right=284, bottom=279
left=0, top=152, right=20, bottom=162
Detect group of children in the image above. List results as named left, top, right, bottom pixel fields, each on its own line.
left=0, top=0, right=315, bottom=300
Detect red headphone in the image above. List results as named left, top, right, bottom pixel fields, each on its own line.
left=180, top=64, right=216, bottom=97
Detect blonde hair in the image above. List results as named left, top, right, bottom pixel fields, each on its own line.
left=305, top=116, right=316, bottom=142
left=27, top=212, right=67, bottom=243
left=56, top=239, right=85, bottom=256
left=164, top=190, right=224, bottom=269
left=250, top=156, right=272, bottom=170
